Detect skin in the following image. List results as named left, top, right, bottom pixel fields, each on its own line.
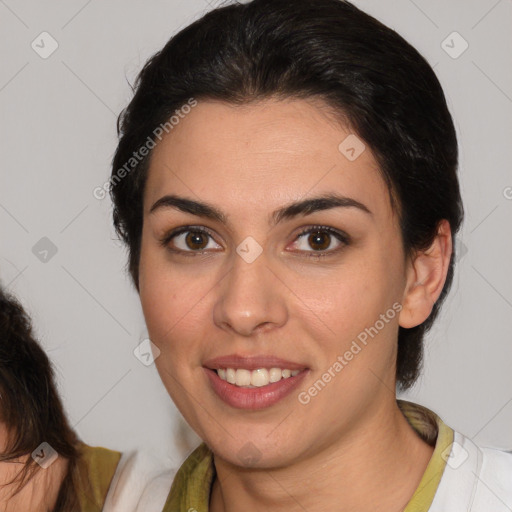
left=139, top=97, right=452, bottom=512
left=0, top=424, right=68, bottom=512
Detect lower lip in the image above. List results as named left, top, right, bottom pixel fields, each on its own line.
left=204, top=368, right=309, bottom=410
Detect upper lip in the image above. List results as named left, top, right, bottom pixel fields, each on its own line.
left=203, top=354, right=308, bottom=371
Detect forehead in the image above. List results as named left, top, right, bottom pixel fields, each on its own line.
left=144, top=98, right=394, bottom=227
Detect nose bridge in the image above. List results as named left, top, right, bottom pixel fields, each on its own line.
left=213, top=245, right=287, bottom=336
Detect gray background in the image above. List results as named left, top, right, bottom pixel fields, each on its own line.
left=1, top=0, right=511, bottom=468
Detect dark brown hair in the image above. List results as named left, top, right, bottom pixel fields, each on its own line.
left=110, top=0, right=464, bottom=390
left=0, top=287, right=88, bottom=510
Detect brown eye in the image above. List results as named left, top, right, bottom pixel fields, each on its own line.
left=185, top=231, right=209, bottom=250
left=291, top=225, right=350, bottom=258
left=162, top=227, right=222, bottom=254
left=307, top=231, right=331, bottom=251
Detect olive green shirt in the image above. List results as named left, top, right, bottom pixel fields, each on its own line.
left=76, top=443, right=122, bottom=511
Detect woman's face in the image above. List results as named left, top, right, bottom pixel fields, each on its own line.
left=139, top=98, right=414, bottom=468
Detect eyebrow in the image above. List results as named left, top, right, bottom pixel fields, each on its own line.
left=149, top=193, right=372, bottom=226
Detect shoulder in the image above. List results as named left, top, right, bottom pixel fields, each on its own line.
left=78, top=443, right=122, bottom=471
left=76, top=443, right=123, bottom=511
left=430, top=430, right=512, bottom=511
left=476, top=444, right=512, bottom=503
left=76, top=442, right=177, bottom=512
left=101, top=447, right=177, bottom=512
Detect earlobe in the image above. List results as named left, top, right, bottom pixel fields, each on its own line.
left=398, top=220, right=452, bottom=329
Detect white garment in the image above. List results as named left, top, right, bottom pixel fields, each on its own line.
left=102, top=430, right=512, bottom=511
left=429, top=430, right=512, bottom=511
left=102, top=449, right=177, bottom=512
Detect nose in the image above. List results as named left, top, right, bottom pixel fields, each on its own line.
left=213, top=249, right=288, bottom=337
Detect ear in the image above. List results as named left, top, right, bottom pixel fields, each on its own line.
left=399, top=219, right=453, bottom=329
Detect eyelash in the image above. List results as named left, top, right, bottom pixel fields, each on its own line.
left=159, top=224, right=350, bottom=259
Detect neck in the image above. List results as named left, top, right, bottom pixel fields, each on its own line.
left=209, top=400, right=435, bottom=512
left=0, top=448, right=68, bottom=512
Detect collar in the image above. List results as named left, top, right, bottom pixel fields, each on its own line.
left=163, top=399, right=454, bottom=512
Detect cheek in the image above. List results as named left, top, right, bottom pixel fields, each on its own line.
left=297, top=245, right=403, bottom=370
left=298, top=256, right=391, bottom=328
left=139, top=238, right=181, bottom=350
left=139, top=269, right=192, bottom=351
left=138, top=239, right=212, bottom=369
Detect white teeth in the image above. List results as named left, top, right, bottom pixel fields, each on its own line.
left=226, top=368, right=236, bottom=384
left=269, top=367, right=282, bottom=383
left=251, top=368, right=269, bottom=387
left=235, top=369, right=252, bottom=387
left=215, top=367, right=302, bottom=387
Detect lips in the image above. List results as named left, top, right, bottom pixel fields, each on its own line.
left=204, top=366, right=310, bottom=409
left=202, top=354, right=308, bottom=371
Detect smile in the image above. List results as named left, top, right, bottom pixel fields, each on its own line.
left=204, top=367, right=309, bottom=410
left=216, top=368, right=301, bottom=388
